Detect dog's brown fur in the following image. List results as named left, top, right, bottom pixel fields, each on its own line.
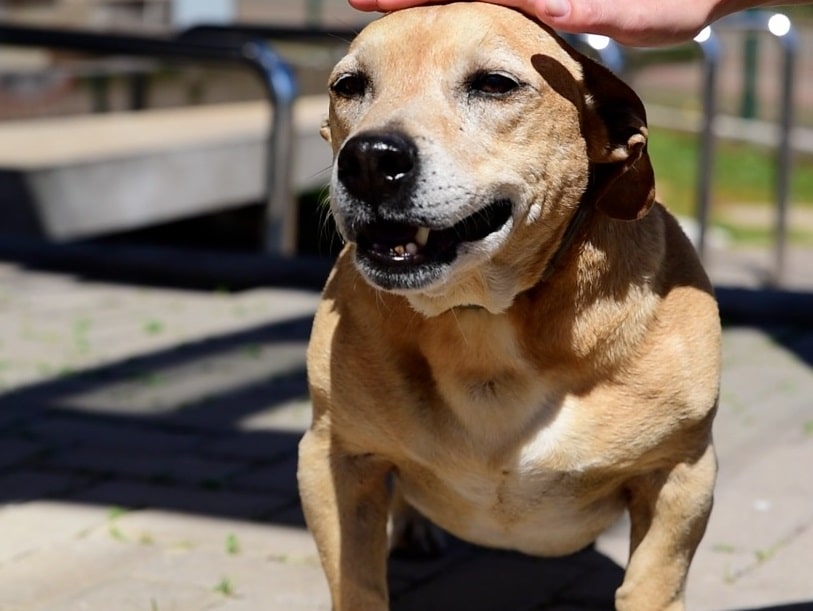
left=298, top=4, right=720, bottom=610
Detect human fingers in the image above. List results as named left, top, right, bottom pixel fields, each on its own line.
left=348, top=0, right=543, bottom=14
left=347, top=0, right=436, bottom=10
left=537, top=0, right=714, bottom=46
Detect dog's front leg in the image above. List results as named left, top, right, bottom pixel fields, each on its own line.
left=298, top=428, right=392, bottom=611
left=616, top=443, right=717, bottom=611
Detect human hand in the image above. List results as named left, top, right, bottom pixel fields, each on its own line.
left=347, top=0, right=773, bottom=46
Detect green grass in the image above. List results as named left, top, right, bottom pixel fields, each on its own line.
left=649, top=127, right=813, bottom=213
left=648, top=127, right=813, bottom=245
left=213, top=577, right=237, bottom=597
left=225, top=533, right=241, bottom=555
left=713, top=220, right=813, bottom=246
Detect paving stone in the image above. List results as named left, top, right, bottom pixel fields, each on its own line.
left=50, top=445, right=245, bottom=487
left=690, top=439, right=813, bottom=600
left=192, top=556, right=331, bottom=611
left=71, top=479, right=294, bottom=520
left=546, top=550, right=623, bottom=608
left=0, top=535, right=150, bottom=609
left=102, top=510, right=320, bottom=560
left=236, top=397, right=312, bottom=433
left=204, top=430, right=301, bottom=462
left=594, top=514, right=630, bottom=569
left=37, top=577, right=211, bottom=611
left=230, top=455, right=298, bottom=495
left=0, top=436, right=45, bottom=469
left=0, top=403, right=48, bottom=429
left=0, top=501, right=111, bottom=565
left=54, top=341, right=307, bottom=421
left=0, top=468, right=97, bottom=502
left=264, top=499, right=309, bottom=529
left=727, top=516, right=813, bottom=606
left=27, top=414, right=203, bottom=453
left=1, top=252, right=813, bottom=610
left=387, top=538, right=479, bottom=598
left=391, top=548, right=595, bottom=611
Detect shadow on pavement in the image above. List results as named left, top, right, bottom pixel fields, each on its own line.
left=714, top=287, right=813, bottom=367
left=1, top=243, right=810, bottom=609
left=390, top=539, right=621, bottom=610
left=0, top=285, right=624, bottom=609
left=0, top=312, right=313, bottom=518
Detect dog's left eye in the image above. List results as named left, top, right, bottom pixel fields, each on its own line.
left=468, top=72, right=520, bottom=96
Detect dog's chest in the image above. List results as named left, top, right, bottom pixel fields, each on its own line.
left=398, top=312, right=627, bottom=553
left=397, top=386, right=624, bottom=555
left=419, top=311, right=562, bottom=446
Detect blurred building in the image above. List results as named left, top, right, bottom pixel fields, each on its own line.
left=0, top=0, right=362, bottom=31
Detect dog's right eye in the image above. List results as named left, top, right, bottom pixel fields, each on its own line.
left=331, top=73, right=368, bottom=99
left=468, top=72, right=520, bottom=97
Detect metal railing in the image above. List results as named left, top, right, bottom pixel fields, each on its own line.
left=3, top=12, right=800, bottom=277
left=712, top=11, right=800, bottom=286
left=0, top=23, right=298, bottom=254
left=576, top=10, right=800, bottom=286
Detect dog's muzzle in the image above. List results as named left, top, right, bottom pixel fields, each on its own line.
left=334, top=131, right=512, bottom=291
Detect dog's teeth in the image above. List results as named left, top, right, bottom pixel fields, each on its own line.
left=405, top=242, right=418, bottom=255
left=415, top=227, right=431, bottom=247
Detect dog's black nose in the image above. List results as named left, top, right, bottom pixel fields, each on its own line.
left=337, top=132, right=417, bottom=205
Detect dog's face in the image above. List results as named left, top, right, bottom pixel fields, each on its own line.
left=323, top=3, right=654, bottom=316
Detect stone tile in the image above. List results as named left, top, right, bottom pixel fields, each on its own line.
left=729, top=517, right=813, bottom=606
left=0, top=501, right=111, bottom=565
left=204, top=430, right=300, bottom=462
left=190, top=556, right=331, bottom=611
left=2, top=246, right=813, bottom=611
left=549, top=550, right=623, bottom=608
left=50, top=446, right=245, bottom=487
left=38, top=577, right=211, bottom=611
left=71, top=480, right=293, bottom=520
left=387, top=538, right=479, bottom=598
left=27, top=414, right=202, bottom=452
left=0, top=436, right=45, bottom=469
left=594, top=514, right=630, bottom=569
left=391, top=548, right=595, bottom=611
left=104, top=510, right=319, bottom=560
left=54, top=341, right=307, bottom=420
left=0, top=535, right=150, bottom=609
left=128, top=542, right=330, bottom=610
left=236, top=397, right=312, bottom=433
left=230, top=455, right=298, bottom=495
left=0, top=469, right=96, bottom=502
left=689, top=489, right=813, bottom=607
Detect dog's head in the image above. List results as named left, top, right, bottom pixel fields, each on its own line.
left=323, top=2, right=655, bottom=316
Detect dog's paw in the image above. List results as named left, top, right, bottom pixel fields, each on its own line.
left=388, top=512, right=447, bottom=560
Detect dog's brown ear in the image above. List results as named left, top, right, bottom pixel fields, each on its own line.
left=580, top=58, right=655, bottom=221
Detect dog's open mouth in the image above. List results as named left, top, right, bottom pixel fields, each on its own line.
left=356, top=199, right=512, bottom=268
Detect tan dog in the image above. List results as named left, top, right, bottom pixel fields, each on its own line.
left=298, top=4, right=720, bottom=610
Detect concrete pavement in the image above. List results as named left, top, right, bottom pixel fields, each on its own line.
left=0, top=243, right=811, bottom=611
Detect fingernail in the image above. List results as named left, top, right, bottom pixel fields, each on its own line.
left=544, top=0, right=570, bottom=18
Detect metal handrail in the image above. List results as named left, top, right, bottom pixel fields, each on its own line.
left=0, top=23, right=298, bottom=254
left=711, top=11, right=800, bottom=286
left=569, top=13, right=799, bottom=287
left=178, top=23, right=363, bottom=45
left=693, top=28, right=723, bottom=263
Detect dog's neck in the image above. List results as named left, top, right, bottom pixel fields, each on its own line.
left=538, top=198, right=595, bottom=285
